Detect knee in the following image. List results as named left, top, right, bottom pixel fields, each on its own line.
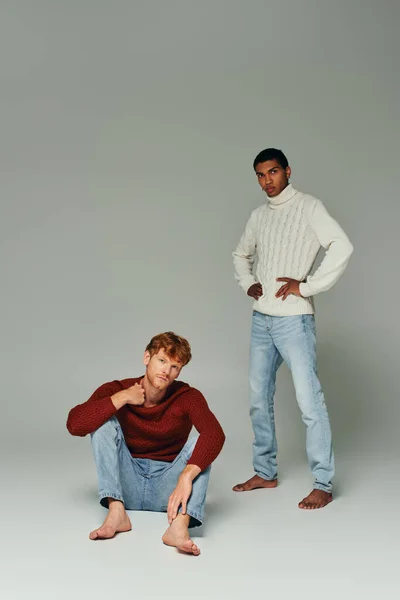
left=249, top=397, right=270, bottom=416
left=297, top=394, right=326, bottom=424
left=295, top=380, right=325, bottom=417
left=90, top=416, right=121, bottom=442
left=181, top=435, right=199, bottom=462
left=186, top=439, right=212, bottom=476
left=202, top=463, right=212, bottom=475
left=249, top=376, right=275, bottom=401
left=249, top=381, right=264, bottom=397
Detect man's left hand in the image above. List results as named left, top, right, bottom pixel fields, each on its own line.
left=276, top=277, right=303, bottom=300
left=167, top=474, right=193, bottom=524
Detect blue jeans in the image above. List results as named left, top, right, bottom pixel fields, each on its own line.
left=90, top=417, right=211, bottom=527
left=249, top=311, right=334, bottom=493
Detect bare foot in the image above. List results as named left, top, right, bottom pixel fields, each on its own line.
left=89, top=500, right=132, bottom=540
left=162, top=513, right=200, bottom=556
left=298, top=489, right=333, bottom=510
left=232, top=474, right=278, bottom=492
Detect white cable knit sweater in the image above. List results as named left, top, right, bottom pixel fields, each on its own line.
left=233, top=184, right=354, bottom=316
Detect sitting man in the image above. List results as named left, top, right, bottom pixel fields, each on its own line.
left=67, top=332, right=225, bottom=556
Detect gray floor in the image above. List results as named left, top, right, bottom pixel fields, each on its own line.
left=3, top=423, right=398, bottom=600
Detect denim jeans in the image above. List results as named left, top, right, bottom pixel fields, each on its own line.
left=90, top=417, right=211, bottom=527
left=249, top=311, right=334, bottom=492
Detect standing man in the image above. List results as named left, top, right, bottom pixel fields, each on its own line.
left=67, top=332, right=225, bottom=554
left=232, top=148, right=353, bottom=509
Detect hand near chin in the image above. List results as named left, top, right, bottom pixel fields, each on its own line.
left=124, top=383, right=145, bottom=405
left=111, top=382, right=145, bottom=410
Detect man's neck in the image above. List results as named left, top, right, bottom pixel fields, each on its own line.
left=267, top=182, right=297, bottom=208
left=141, top=376, right=168, bottom=407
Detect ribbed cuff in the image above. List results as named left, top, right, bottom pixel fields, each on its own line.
left=299, top=281, right=314, bottom=298
left=240, top=277, right=257, bottom=294
left=187, top=458, right=205, bottom=472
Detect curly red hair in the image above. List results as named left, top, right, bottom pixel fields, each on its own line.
left=145, top=332, right=192, bottom=366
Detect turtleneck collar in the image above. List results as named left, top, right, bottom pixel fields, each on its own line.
left=267, top=183, right=298, bottom=209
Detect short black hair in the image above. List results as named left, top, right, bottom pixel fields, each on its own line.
left=253, top=148, right=289, bottom=171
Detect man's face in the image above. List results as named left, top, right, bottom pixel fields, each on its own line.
left=255, top=159, right=291, bottom=197
left=143, top=349, right=183, bottom=391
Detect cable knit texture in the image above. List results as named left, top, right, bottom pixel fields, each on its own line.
left=67, top=378, right=225, bottom=472
left=233, top=184, right=353, bottom=316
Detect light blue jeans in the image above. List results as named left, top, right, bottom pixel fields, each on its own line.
left=90, top=417, right=210, bottom=527
left=249, top=311, right=334, bottom=492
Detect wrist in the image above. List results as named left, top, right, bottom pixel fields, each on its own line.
left=180, top=464, right=201, bottom=482
left=111, top=391, right=128, bottom=410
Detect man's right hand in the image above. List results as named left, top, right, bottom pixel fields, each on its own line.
left=111, top=383, right=145, bottom=410
left=247, top=283, right=263, bottom=300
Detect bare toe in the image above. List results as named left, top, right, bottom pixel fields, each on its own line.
left=232, top=483, right=244, bottom=492
left=89, top=511, right=131, bottom=540
left=89, top=526, right=115, bottom=540
left=298, top=490, right=332, bottom=510
left=177, top=540, right=201, bottom=555
left=233, top=475, right=278, bottom=492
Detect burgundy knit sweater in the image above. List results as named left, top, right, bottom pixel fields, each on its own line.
left=67, top=377, right=225, bottom=472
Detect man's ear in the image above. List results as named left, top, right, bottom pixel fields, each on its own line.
left=286, top=166, right=292, bottom=180
left=143, top=350, right=151, bottom=366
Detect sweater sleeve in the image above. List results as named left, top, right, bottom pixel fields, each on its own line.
left=299, top=199, right=354, bottom=298
left=232, top=209, right=259, bottom=293
left=182, top=389, right=225, bottom=471
left=66, top=381, right=119, bottom=437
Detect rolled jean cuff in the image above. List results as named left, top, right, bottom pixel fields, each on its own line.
left=313, top=483, right=332, bottom=494
left=255, top=471, right=278, bottom=482
left=99, top=493, right=124, bottom=508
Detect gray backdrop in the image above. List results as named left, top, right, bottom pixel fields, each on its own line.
left=1, top=2, right=399, bottom=597
left=2, top=0, right=398, bottom=453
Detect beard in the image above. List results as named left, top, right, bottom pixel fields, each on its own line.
left=147, top=373, right=170, bottom=390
